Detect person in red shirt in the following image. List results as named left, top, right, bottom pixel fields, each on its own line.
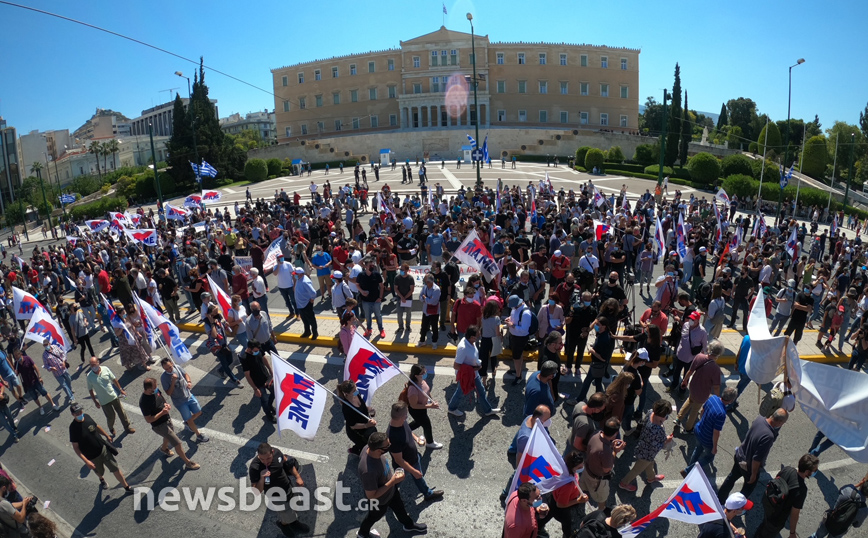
left=451, top=287, right=482, bottom=340
left=554, top=273, right=579, bottom=308
left=504, top=482, right=548, bottom=538
left=97, top=266, right=111, bottom=295
left=331, top=243, right=349, bottom=271
left=540, top=452, right=588, bottom=536
left=640, top=301, right=669, bottom=335
left=550, top=250, right=571, bottom=287
left=231, top=266, right=250, bottom=310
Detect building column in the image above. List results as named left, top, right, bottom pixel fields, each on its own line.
left=485, top=104, right=490, bottom=126
left=446, top=107, right=451, bottom=127
left=435, top=105, right=440, bottom=127
left=401, top=107, right=407, bottom=129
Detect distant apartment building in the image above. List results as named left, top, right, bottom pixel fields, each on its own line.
left=271, top=26, right=640, bottom=142
left=73, top=109, right=133, bottom=141
left=219, top=110, right=276, bottom=143
left=130, top=98, right=219, bottom=138
left=0, top=116, right=23, bottom=211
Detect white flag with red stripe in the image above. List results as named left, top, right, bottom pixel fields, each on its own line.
left=207, top=274, right=236, bottom=320
left=271, top=353, right=328, bottom=440
left=508, top=420, right=575, bottom=496
left=133, top=295, right=193, bottom=363
left=343, top=331, right=401, bottom=402
left=12, top=286, right=51, bottom=321
left=24, top=309, right=72, bottom=351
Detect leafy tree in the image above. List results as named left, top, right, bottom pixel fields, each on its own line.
left=826, top=121, right=867, bottom=181
left=750, top=157, right=779, bottom=181
left=69, top=175, right=103, bottom=197
left=665, top=63, right=682, bottom=167
left=105, top=139, right=120, bottom=170
left=716, top=103, right=728, bottom=131
left=748, top=141, right=758, bottom=154
left=679, top=91, right=691, bottom=166
left=687, top=152, right=721, bottom=185
left=757, top=121, right=782, bottom=156
left=227, top=129, right=265, bottom=151
left=633, top=143, right=657, bottom=166
left=726, top=125, right=744, bottom=150
left=244, top=159, right=268, bottom=182
left=721, top=174, right=756, bottom=199
left=639, top=96, right=664, bottom=135
left=861, top=102, right=868, bottom=139
left=584, top=148, right=605, bottom=171
left=808, top=115, right=822, bottom=138
left=20, top=176, right=56, bottom=219
left=721, top=154, right=754, bottom=178
left=726, top=97, right=758, bottom=141
left=800, top=135, right=828, bottom=179
left=575, top=147, right=591, bottom=168
left=266, top=158, right=282, bottom=176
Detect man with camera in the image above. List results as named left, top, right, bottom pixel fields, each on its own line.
left=0, top=475, right=36, bottom=538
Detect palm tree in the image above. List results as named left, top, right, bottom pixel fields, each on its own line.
left=88, top=141, right=103, bottom=180
left=106, top=139, right=120, bottom=170
left=30, top=161, right=43, bottom=179
left=102, top=144, right=110, bottom=173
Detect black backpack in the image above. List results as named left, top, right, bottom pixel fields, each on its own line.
left=824, top=487, right=864, bottom=536
left=762, top=467, right=798, bottom=517
left=572, top=517, right=610, bottom=538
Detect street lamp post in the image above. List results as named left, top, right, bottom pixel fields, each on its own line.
left=467, top=12, right=482, bottom=188
left=778, top=58, right=805, bottom=221
left=843, top=133, right=855, bottom=212
left=175, top=71, right=201, bottom=183
left=149, top=123, right=164, bottom=208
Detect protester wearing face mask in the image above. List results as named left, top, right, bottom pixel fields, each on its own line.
left=68, top=402, right=132, bottom=492
left=575, top=317, right=615, bottom=403
left=206, top=306, right=244, bottom=386
left=618, top=399, right=673, bottom=492
left=393, top=263, right=415, bottom=334
left=241, top=341, right=277, bottom=424
left=718, top=409, right=790, bottom=502
left=338, top=380, right=377, bottom=456
left=753, top=454, right=818, bottom=538
left=86, top=356, right=135, bottom=436
left=403, top=364, right=442, bottom=450
left=450, top=286, right=482, bottom=343
left=668, top=310, right=707, bottom=394
left=358, top=260, right=386, bottom=339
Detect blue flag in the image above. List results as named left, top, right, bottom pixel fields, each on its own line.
left=200, top=160, right=218, bottom=178
left=58, top=194, right=76, bottom=204
left=482, top=135, right=489, bottom=163
left=779, top=164, right=788, bottom=188
left=466, top=134, right=476, bottom=148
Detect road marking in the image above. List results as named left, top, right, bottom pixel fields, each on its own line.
left=120, top=401, right=329, bottom=463
left=657, top=457, right=859, bottom=489
left=223, top=188, right=237, bottom=194
left=438, top=167, right=464, bottom=190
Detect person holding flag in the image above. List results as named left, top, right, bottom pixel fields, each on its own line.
left=337, top=379, right=378, bottom=456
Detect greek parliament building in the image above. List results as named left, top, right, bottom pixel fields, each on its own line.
left=264, top=27, right=640, bottom=163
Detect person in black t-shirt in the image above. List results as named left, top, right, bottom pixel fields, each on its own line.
left=784, top=288, right=814, bottom=344
left=249, top=442, right=309, bottom=535
left=753, top=455, right=817, bottom=538
left=68, top=402, right=131, bottom=491
left=241, top=341, right=276, bottom=423
left=139, top=378, right=199, bottom=469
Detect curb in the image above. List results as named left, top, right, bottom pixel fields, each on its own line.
left=176, top=323, right=850, bottom=366
left=2, top=465, right=78, bottom=538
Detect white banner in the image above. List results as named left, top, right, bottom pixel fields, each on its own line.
left=453, top=229, right=500, bottom=282
left=235, top=256, right=254, bottom=282
left=262, top=238, right=283, bottom=272
left=12, top=286, right=51, bottom=321
left=23, top=309, right=72, bottom=351
left=201, top=190, right=222, bottom=203
left=271, top=353, right=328, bottom=440
left=745, top=287, right=790, bottom=385
left=344, top=332, right=401, bottom=402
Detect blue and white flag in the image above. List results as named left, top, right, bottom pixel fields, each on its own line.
left=466, top=134, right=477, bottom=148
left=676, top=213, right=688, bottom=259
left=59, top=194, right=76, bottom=204
left=442, top=3, right=447, bottom=14
left=190, top=161, right=200, bottom=175
left=482, top=135, right=489, bottom=163
left=779, top=165, right=788, bottom=189
left=200, top=160, right=218, bottom=178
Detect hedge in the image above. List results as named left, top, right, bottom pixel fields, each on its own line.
left=643, top=165, right=691, bottom=180
left=575, top=147, right=592, bottom=168
left=606, top=163, right=644, bottom=173
left=245, top=159, right=268, bottom=182
left=513, top=154, right=571, bottom=163
left=606, top=146, right=625, bottom=163
left=584, top=148, right=605, bottom=171
left=633, top=144, right=657, bottom=166
left=266, top=158, right=282, bottom=176
left=69, top=196, right=127, bottom=221
left=687, top=153, right=722, bottom=185
left=720, top=174, right=868, bottom=220
left=721, top=154, right=754, bottom=178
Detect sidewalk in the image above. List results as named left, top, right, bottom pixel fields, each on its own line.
left=2, top=465, right=77, bottom=538
left=176, top=298, right=852, bottom=366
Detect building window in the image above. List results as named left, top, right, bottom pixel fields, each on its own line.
left=497, top=109, right=506, bottom=122
left=451, top=49, right=457, bottom=65
left=285, top=126, right=291, bottom=137
left=469, top=53, right=475, bottom=65
left=580, top=112, right=588, bottom=125
left=371, top=115, right=379, bottom=128
left=580, top=83, right=589, bottom=96
left=299, top=97, right=306, bottom=109
left=560, top=53, right=567, bottom=66
left=580, top=54, right=588, bottom=67
left=368, top=61, right=375, bottom=73
left=560, top=81, right=568, bottom=95
left=560, top=111, right=569, bottom=124
left=316, top=121, right=324, bottom=132
left=539, top=81, right=548, bottom=94
left=350, top=64, right=357, bottom=75
left=601, top=56, right=608, bottom=68
left=389, top=114, right=397, bottom=126
left=600, top=113, right=609, bottom=126
left=282, top=101, right=290, bottom=112
left=281, top=75, right=288, bottom=87
left=621, top=58, right=628, bottom=70
left=518, top=80, right=527, bottom=93
left=352, top=118, right=359, bottom=130
left=314, top=69, right=321, bottom=81
left=332, top=67, right=338, bottom=78
left=620, top=115, right=628, bottom=127
left=388, top=59, right=394, bottom=71
left=334, top=120, right=342, bottom=131
left=388, top=86, right=396, bottom=98
left=518, top=110, right=527, bottom=122
left=620, top=85, right=628, bottom=99
left=539, top=110, right=548, bottom=123
left=413, top=56, right=420, bottom=68
left=369, top=88, right=377, bottom=100
left=518, top=52, right=525, bottom=65
left=333, top=93, right=340, bottom=105
left=350, top=89, right=358, bottom=103
left=315, top=94, right=323, bottom=107
left=413, top=83, right=422, bottom=94
left=432, top=77, right=440, bottom=92
left=539, top=53, right=546, bottom=65
left=431, top=50, right=438, bottom=66
left=436, top=50, right=444, bottom=66
left=600, top=84, right=609, bottom=97
left=298, top=72, right=304, bottom=84
left=496, top=52, right=504, bottom=65
left=497, top=80, right=506, bottom=93
left=301, top=124, right=308, bottom=135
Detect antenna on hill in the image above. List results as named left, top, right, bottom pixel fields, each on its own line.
left=160, top=88, right=180, bottom=101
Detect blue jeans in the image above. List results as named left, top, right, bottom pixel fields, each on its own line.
left=769, top=313, right=788, bottom=335
left=838, top=316, right=851, bottom=349
left=362, top=301, right=383, bottom=331
left=448, top=373, right=493, bottom=413
left=55, top=372, right=74, bottom=402
left=216, top=348, right=239, bottom=382
left=684, top=443, right=715, bottom=473
left=279, top=287, right=297, bottom=315
left=408, top=469, right=434, bottom=498
left=235, top=331, right=249, bottom=349
left=256, top=384, right=276, bottom=418
left=97, top=304, right=119, bottom=347
left=809, top=430, right=835, bottom=457
left=254, top=294, right=269, bottom=314
left=0, top=404, right=17, bottom=440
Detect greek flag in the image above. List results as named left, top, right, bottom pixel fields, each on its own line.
left=466, top=134, right=476, bottom=148
left=58, top=194, right=76, bottom=204
left=482, top=135, right=489, bottom=163
left=190, top=161, right=200, bottom=176
left=443, top=3, right=447, bottom=14
left=200, top=160, right=218, bottom=178
left=779, top=164, right=788, bottom=188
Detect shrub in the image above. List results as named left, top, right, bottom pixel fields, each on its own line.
left=114, top=175, right=136, bottom=199
left=244, top=159, right=268, bottom=182
left=69, top=196, right=127, bottom=221
left=605, top=163, right=645, bottom=173
left=757, top=122, right=782, bottom=156
left=575, top=147, right=592, bottom=168
left=800, top=135, right=828, bottom=179
left=748, top=142, right=758, bottom=154
left=687, top=152, right=721, bottom=185
left=584, top=148, right=605, bottom=172
left=750, top=157, right=779, bottom=180
left=266, top=158, right=282, bottom=177
left=606, top=146, right=625, bottom=163
left=722, top=174, right=756, bottom=199
left=633, top=144, right=657, bottom=166
left=721, top=154, right=754, bottom=178
left=644, top=165, right=673, bottom=176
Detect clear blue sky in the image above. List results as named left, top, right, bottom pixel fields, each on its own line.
left=1, top=0, right=865, bottom=135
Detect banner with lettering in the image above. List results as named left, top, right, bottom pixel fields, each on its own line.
left=12, top=286, right=52, bottom=321
left=235, top=256, right=254, bottom=282
left=271, top=353, right=328, bottom=440
left=344, top=331, right=401, bottom=402
left=262, top=238, right=284, bottom=272
left=508, top=420, right=575, bottom=496
left=23, top=308, right=72, bottom=351
left=453, top=229, right=500, bottom=282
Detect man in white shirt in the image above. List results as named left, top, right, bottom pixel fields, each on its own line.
left=249, top=268, right=269, bottom=315
left=309, top=181, right=318, bottom=200
left=269, top=253, right=296, bottom=319
left=446, top=327, right=501, bottom=418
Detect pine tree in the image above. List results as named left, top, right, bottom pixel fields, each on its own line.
left=679, top=91, right=691, bottom=166
left=716, top=103, right=728, bottom=131
left=665, top=63, right=682, bottom=167
left=166, top=94, right=194, bottom=186
left=860, top=102, right=868, bottom=139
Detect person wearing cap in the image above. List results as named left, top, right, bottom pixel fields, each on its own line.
left=293, top=266, right=319, bottom=339
left=697, top=492, right=752, bottom=538
left=550, top=249, right=571, bottom=287
left=690, top=245, right=708, bottom=300
left=817, top=302, right=846, bottom=350
left=269, top=253, right=297, bottom=320
left=69, top=402, right=133, bottom=492
left=669, top=309, right=707, bottom=394
left=331, top=270, right=352, bottom=313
